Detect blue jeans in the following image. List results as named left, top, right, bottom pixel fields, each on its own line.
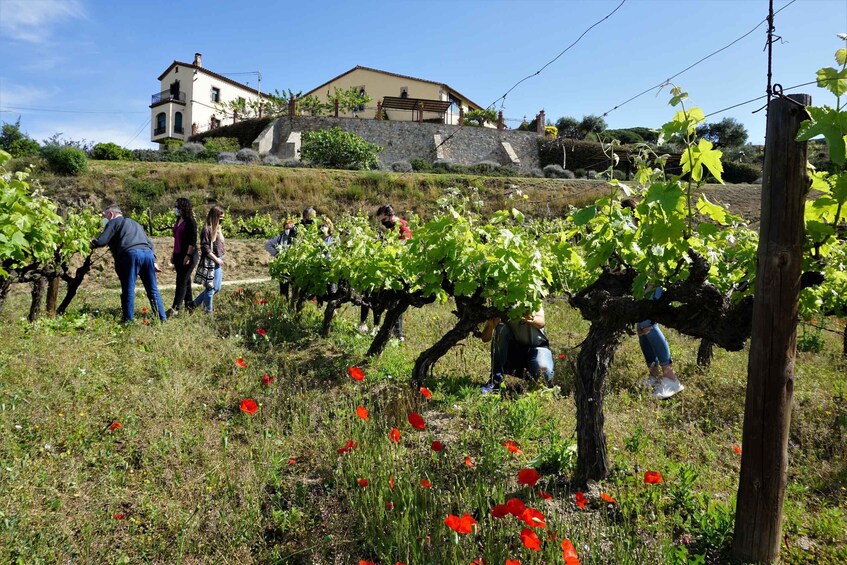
left=490, top=323, right=554, bottom=383
left=637, top=286, right=671, bottom=366
left=115, top=247, right=167, bottom=322
left=194, top=266, right=222, bottom=312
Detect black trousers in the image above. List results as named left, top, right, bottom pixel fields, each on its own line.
left=172, top=253, right=198, bottom=310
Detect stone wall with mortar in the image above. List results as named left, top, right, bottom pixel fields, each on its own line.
left=253, top=115, right=540, bottom=171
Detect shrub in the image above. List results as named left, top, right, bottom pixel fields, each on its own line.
left=282, top=159, right=306, bottom=168
left=131, top=149, right=163, bottom=162
left=162, top=139, right=183, bottom=152
left=300, top=127, right=381, bottom=170
left=203, top=137, right=240, bottom=153
left=217, top=152, right=238, bottom=164
left=391, top=160, right=413, bottom=173
left=180, top=142, right=205, bottom=154
left=574, top=168, right=586, bottom=178
left=543, top=164, right=567, bottom=178
left=410, top=158, right=431, bottom=172
left=91, top=142, right=133, bottom=160
left=262, top=155, right=281, bottom=166
left=236, top=148, right=260, bottom=163
left=604, top=129, right=644, bottom=145
left=529, top=168, right=544, bottom=178
left=722, top=161, right=762, bottom=184
left=41, top=145, right=87, bottom=175
left=433, top=158, right=453, bottom=170
left=545, top=125, right=558, bottom=138
left=561, top=169, right=575, bottom=179
left=1, top=120, right=40, bottom=157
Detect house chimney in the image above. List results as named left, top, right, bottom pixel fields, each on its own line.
left=193, top=53, right=202, bottom=68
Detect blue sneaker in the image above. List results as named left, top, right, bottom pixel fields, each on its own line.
left=480, top=375, right=503, bottom=395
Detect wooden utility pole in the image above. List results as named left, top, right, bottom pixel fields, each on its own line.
left=732, top=93, right=810, bottom=563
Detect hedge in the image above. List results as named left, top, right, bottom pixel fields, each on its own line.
left=189, top=117, right=274, bottom=149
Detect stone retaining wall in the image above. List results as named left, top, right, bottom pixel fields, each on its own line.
left=253, top=115, right=540, bottom=171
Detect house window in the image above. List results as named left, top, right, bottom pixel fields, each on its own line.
left=400, top=87, right=409, bottom=99
left=211, top=87, right=221, bottom=103
left=174, top=112, right=183, bottom=134
left=356, top=87, right=366, bottom=112
left=155, top=112, right=166, bottom=135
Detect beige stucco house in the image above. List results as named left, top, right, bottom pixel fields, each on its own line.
left=150, top=53, right=263, bottom=145
left=302, top=65, right=486, bottom=125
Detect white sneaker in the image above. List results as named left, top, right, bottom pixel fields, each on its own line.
left=652, top=377, right=684, bottom=400
left=640, top=375, right=660, bottom=389
left=370, top=326, right=380, bottom=337
left=356, top=324, right=369, bottom=334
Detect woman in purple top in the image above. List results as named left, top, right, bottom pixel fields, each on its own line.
left=169, top=198, right=198, bottom=315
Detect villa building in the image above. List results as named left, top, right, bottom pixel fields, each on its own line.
left=149, top=53, right=263, bottom=145
left=302, top=65, right=487, bottom=125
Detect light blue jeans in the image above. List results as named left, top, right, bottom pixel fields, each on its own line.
left=194, top=266, right=222, bottom=312
left=637, top=287, right=671, bottom=366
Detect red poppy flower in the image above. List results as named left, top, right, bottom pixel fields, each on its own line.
left=420, top=387, right=432, bottom=399
left=113, top=512, right=125, bottom=520
left=389, top=427, right=401, bottom=443
left=420, top=479, right=432, bottom=489
left=389, top=476, right=395, bottom=490
left=464, top=456, right=474, bottom=467
left=337, top=440, right=358, bottom=454
left=240, top=398, right=258, bottom=415
left=235, top=357, right=248, bottom=368
left=385, top=501, right=395, bottom=510
left=644, top=470, right=663, bottom=484
left=141, top=307, right=147, bottom=314
left=575, top=490, right=587, bottom=510
left=733, top=444, right=742, bottom=455
left=431, top=440, right=443, bottom=452
left=547, top=530, right=558, bottom=541
left=537, top=490, right=552, bottom=500
left=357, top=478, right=369, bottom=488
left=506, top=497, right=526, bottom=517
left=491, top=504, right=509, bottom=518
left=517, top=468, right=541, bottom=487
left=520, top=528, right=541, bottom=551
left=506, top=560, right=521, bottom=565
left=600, top=492, right=617, bottom=504
left=108, top=421, right=122, bottom=432
left=562, top=539, right=580, bottom=565
left=501, top=440, right=523, bottom=454
left=519, top=507, right=547, bottom=529
left=356, top=405, right=369, bottom=420
left=444, top=513, right=477, bottom=534
left=259, top=299, right=268, bottom=304
left=262, top=374, right=274, bottom=386
left=408, top=412, right=426, bottom=430
left=255, top=328, right=267, bottom=337
left=359, top=561, right=375, bottom=565
left=348, top=366, right=365, bottom=381
left=288, top=458, right=296, bottom=465
left=558, top=353, right=565, bottom=360
left=142, top=319, right=149, bottom=325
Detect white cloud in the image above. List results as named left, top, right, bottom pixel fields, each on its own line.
left=28, top=120, right=156, bottom=150
left=0, top=0, right=85, bottom=43
left=0, top=83, right=58, bottom=109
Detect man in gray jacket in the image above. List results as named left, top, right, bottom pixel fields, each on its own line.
left=92, top=205, right=167, bottom=323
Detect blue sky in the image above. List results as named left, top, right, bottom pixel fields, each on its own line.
left=1, top=0, right=844, bottom=148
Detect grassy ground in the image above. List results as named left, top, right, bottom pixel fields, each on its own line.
left=0, top=280, right=844, bottom=563
left=36, top=161, right=764, bottom=224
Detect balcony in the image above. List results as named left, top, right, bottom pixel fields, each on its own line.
left=174, top=126, right=184, bottom=134
left=150, top=90, right=186, bottom=107
left=153, top=126, right=166, bottom=136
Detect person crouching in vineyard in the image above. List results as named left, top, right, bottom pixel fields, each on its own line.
left=193, top=206, right=225, bottom=314
left=479, top=308, right=554, bottom=394
left=168, top=198, right=198, bottom=316
left=264, top=218, right=297, bottom=298
left=358, top=204, right=412, bottom=339
left=91, top=204, right=167, bottom=323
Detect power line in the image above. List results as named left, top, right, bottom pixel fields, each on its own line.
left=598, top=0, right=798, bottom=119
left=0, top=104, right=147, bottom=115
left=124, top=118, right=151, bottom=148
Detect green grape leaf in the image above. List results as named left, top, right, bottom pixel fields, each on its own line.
left=816, top=67, right=847, bottom=97
left=697, top=194, right=729, bottom=224
left=833, top=173, right=847, bottom=205
left=572, top=205, right=597, bottom=226
left=796, top=107, right=847, bottom=166
left=837, top=48, right=847, bottom=66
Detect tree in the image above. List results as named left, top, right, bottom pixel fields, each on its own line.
left=555, top=116, right=580, bottom=138
left=300, top=127, right=382, bottom=170
left=0, top=119, right=40, bottom=157
left=464, top=108, right=497, bottom=127
left=578, top=115, right=607, bottom=139
left=696, top=117, right=748, bottom=148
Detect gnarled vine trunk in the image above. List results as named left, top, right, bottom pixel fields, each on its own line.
left=57, top=254, right=93, bottom=316
left=697, top=339, right=714, bottom=367
left=28, top=277, right=45, bottom=322
left=575, top=321, right=623, bottom=483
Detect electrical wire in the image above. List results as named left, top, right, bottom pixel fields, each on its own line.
left=124, top=118, right=151, bottom=148
left=598, top=0, right=798, bottom=119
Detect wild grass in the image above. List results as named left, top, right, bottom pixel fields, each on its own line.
left=0, top=286, right=844, bottom=563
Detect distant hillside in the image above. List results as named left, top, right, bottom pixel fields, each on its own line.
left=40, top=161, right=763, bottom=223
